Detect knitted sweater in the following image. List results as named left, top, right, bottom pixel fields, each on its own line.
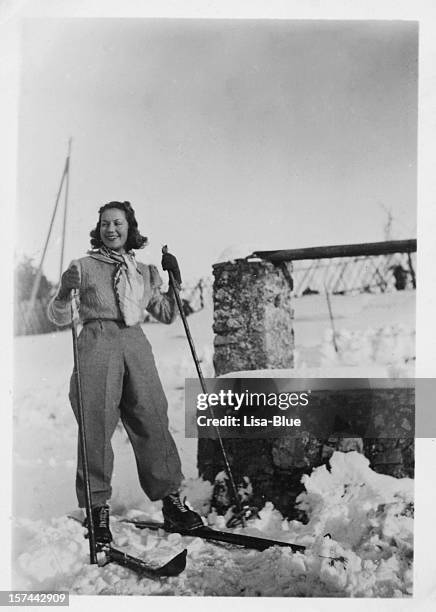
left=48, top=256, right=177, bottom=327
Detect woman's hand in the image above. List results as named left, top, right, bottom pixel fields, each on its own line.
left=59, top=264, right=81, bottom=298
left=161, top=246, right=182, bottom=287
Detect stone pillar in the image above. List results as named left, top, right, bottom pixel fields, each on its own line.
left=212, top=259, right=294, bottom=376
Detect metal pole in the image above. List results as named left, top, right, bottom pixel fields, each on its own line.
left=70, top=295, right=97, bottom=564
left=167, top=268, right=243, bottom=518
left=59, top=138, right=72, bottom=281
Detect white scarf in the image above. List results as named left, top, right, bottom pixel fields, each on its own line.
left=89, top=247, right=144, bottom=326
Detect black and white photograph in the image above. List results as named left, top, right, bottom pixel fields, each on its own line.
left=3, top=0, right=436, bottom=607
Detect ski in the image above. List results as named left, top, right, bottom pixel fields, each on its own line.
left=123, top=519, right=306, bottom=553
left=104, top=546, right=187, bottom=578
left=68, top=515, right=187, bottom=578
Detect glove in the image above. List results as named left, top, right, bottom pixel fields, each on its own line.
left=59, top=264, right=81, bottom=297
left=161, top=246, right=182, bottom=287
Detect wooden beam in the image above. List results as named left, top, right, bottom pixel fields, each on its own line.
left=253, top=239, right=417, bottom=263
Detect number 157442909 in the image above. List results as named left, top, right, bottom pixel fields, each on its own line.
left=1, top=592, right=69, bottom=606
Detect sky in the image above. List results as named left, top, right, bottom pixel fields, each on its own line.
left=16, top=18, right=418, bottom=282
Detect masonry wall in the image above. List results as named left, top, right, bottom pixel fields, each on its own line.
left=197, top=258, right=414, bottom=519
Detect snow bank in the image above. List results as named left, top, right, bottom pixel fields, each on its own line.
left=13, top=452, right=413, bottom=597
left=319, top=325, right=415, bottom=376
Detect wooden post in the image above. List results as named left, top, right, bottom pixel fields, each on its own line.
left=199, top=278, right=204, bottom=309
left=407, top=253, right=416, bottom=289
left=59, top=138, right=72, bottom=281
left=29, top=146, right=69, bottom=307
left=324, top=285, right=339, bottom=353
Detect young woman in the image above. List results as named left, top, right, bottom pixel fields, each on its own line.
left=48, top=201, right=203, bottom=542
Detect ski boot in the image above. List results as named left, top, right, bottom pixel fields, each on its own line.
left=83, top=504, right=113, bottom=544
left=162, top=492, right=204, bottom=531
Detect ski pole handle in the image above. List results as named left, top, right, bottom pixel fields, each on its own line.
left=162, top=244, right=182, bottom=287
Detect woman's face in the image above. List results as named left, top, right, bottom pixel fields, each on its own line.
left=100, top=208, right=129, bottom=253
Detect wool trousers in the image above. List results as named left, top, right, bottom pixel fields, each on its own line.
left=69, top=320, right=183, bottom=508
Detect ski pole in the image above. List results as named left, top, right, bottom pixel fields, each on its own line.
left=163, top=248, right=244, bottom=520
left=70, top=292, right=98, bottom=564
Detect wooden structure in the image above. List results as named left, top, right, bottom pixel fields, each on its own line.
left=254, top=239, right=417, bottom=296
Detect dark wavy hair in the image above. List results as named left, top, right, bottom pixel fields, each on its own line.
left=90, top=201, right=148, bottom=251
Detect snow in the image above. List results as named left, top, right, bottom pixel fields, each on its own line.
left=12, top=290, right=416, bottom=597
left=215, top=243, right=260, bottom=264
left=12, top=452, right=413, bottom=597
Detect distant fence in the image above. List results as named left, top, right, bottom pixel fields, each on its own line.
left=254, top=239, right=417, bottom=297
left=291, top=252, right=416, bottom=296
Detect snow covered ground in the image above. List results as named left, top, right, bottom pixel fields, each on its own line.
left=13, top=452, right=413, bottom=597
left=12, top=290, right=417, bottom=597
